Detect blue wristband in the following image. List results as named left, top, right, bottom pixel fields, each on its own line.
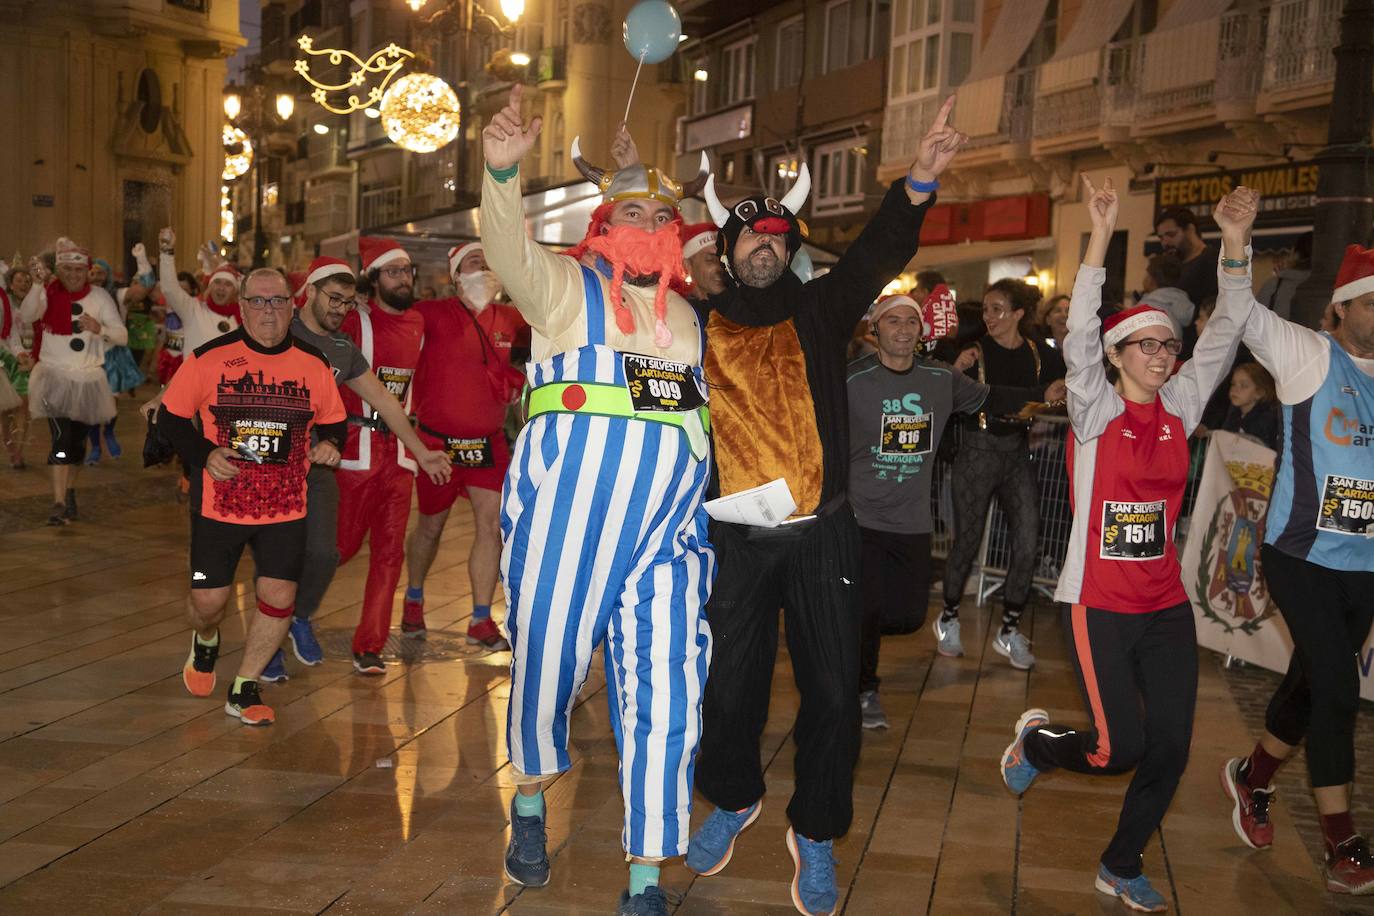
left=906, top=175, right=939, bottom=194
left=486, top=162, right=519, bottom=183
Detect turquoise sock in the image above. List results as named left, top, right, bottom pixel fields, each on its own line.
left=514, top=790, right=545, bottom=818
left=628, top=863, right=660, bottom=896
left=472, top=603, right=491, bottom=622
left=405, top=586, right=423, bottom=602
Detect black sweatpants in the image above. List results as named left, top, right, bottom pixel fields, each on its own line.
left=859, top=526, right=931, bottom=693
left=943, top=436, right=1039, bottom=610
left=1022, top=601, right=1197, bottom=878
left=1261, top=544, right=1374, bottom=788
left=695, top=505, right=862, bottom=841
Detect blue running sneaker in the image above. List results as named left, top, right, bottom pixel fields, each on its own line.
left=617, top=886, right=670, bottom=915
left=1001, top=708, right=1049, bottom=795
left=503, top=796, right=550, bottom=887
left=786, top=827, right=837, bottom=915
left=1095, top=864, right=1168, bottom=912
left=260, top=649, right=289, bottom=684
left=686, top=800, right=762, bottom=876
left=288, top=617, right=324, bottom=666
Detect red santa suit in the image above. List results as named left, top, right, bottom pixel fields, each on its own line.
left=340, top=238, right=426, bottom=656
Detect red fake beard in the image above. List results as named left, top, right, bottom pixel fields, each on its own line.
left=579, top=222, right=685, bottom=347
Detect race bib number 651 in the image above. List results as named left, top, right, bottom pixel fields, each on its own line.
left=230, top=418, right=291, bottom=464
left=1100, top=499, right=1167, bottom=560
left=1319, top=475, right=1374, bottom=536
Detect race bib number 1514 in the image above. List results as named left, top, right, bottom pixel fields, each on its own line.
left=1100, top=499, right=1167, bottom=560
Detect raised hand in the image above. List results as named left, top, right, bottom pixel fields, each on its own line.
left=1214, top=186, right=1259, bottom=239
left=911, top=96, right=969, bottom=182
left=1081, top=174, right=1119, bottom=231
left=483, top=84, right=542, bottom=172
left=131, top=242, right=146, bottom=259
left=158, top=227, right=175, bottom=253
left=610, top=122, right=640, bottom=168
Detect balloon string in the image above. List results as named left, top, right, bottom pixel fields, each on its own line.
left=623, top=51, right=647, bottom=124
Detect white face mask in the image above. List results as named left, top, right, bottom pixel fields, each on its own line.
left=457, top=269, right=502, bottom=311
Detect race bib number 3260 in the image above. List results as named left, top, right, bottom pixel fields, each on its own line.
left=1319, top=475, right=1374, bottom=536
left=1100, top=499, right=1167, bottom=560
left=623, top=354, right=706, bottom=413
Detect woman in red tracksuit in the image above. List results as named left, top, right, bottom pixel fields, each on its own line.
left=998, top=177, right=1259, bottom=912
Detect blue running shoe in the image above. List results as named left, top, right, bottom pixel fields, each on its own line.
left=686, top=800, right=762, bottom=876
left=1095, top=864, right=1168, bottom=912
left=617, top=886, right=670, bottom=915
left=1001, top=707, right=1049, bottom=795
left=288, top=617, right=324, bottom=666
left=260, top=649, right=289, bottom=684
left=503, top=796, right=550, bottom=887
left=786, top=827, right=837, bottom=915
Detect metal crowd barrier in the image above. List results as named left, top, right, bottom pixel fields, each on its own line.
left=929, top=416, right=1211, bottom=606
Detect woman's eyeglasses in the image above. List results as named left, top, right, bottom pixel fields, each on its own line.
left=1120, top=337, right=1183, bottom=355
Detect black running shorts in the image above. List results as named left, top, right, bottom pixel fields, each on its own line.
left=189, top=515, right=307, bottom=589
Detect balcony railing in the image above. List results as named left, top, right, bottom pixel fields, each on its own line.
left=360, top=184, right=403, bottom=230
left=1217, top=9, right=1268, bottom=104
left=1264, top=0, right=1340, bottom=91
left=880, top=96, right=941, bottom=166
left=1032, top=83, right=1100, bottom=139
left=967, top=70, right=1034, bottom=150
left=1100, top=39, right=1140, bottom=126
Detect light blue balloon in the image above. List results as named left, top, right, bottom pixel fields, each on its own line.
left=623, top=1, right=682, bottom=65
left=790, top=247, right=814, bottom=283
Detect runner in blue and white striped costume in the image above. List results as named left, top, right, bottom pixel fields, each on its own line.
left=480, top=85, right=715, bottom=915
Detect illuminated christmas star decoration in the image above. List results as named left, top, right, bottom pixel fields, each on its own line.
left=379, top=73, right=461, bottom=154
left=294, top=36, right=415, bottom=116
left=222, top=123, right=253, bottom=181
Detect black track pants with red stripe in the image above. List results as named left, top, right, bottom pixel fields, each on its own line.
left=1022, top=601, right=1198, bottom=878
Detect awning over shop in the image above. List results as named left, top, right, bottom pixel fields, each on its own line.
left=1046, top=0, right=1135, bottom=61
left=962, top=0, right=1054, bottom=83
left=1142, top=17, right=1222, bottom=94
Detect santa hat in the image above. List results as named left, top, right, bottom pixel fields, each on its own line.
left=1103, top=304, right=1177, bottom=348
left=54, top=237, right=89, bottom=267
left=288, top=270, right=308, bottom=308
left=1332, top=244, right=1374, bottom=304
left=205, top=263, right=241, bottom=288
left=448, top=242, right=482, bottom=278
left=294, top=257, right=353, bottom=302
left=681, top=223, right=718, bottom=261
left=869, top=294, right=920, bottom=325
left=359, top=236, right=409, bottom=274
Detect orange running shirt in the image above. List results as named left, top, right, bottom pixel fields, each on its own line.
left=162, top=329, right=346, bottom=524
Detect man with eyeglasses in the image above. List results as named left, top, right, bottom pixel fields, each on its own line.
left=17, top=238, right=125, bottom=524
left=402, top=241, right=529, bottom=652
left=328, top=238, right=447, bottom=673
left=157, top=268, right=346, bottom=726
left=267, top=256, right=450, bottom=678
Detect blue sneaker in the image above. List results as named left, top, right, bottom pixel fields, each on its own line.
left=1095, top=864, right=1168, bottom=912
left=686, top=800, right=762, bottom=876
left=288, top=617, right=324, bottom=666
left=786, top=827, right=837, bottom=915
left=260, top=649, right=289, bottom=684
left=503, top=796, right=550, bottom=887
left=1001, top=708, right=1048, bottom=795
left=616, top=886, right=669, bottom=915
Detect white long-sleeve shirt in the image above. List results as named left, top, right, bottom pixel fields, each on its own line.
left=159, top=252, right=239, bottom=353
left=20, top=281, right=126, bottom=371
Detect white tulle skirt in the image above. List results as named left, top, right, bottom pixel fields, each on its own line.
left=0, top=368, right=19, bottom=412
left=28, top=362, right=117, bottom=424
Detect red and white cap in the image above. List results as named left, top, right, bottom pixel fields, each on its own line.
left=1332, top=244, right=1374, bottom=304
left=293, top=257, right=354, bottom=302
left=1103, top=304, right=1177, bottom=348
left=681, top=223, right=718, bottom=261
left=448, top=242, right=483, bottom=277
left=869, top=294, right=921, bottom=325
left=54, top=237, right=90, bottom=267
left=359, top=236, right=409, bottom=274
left=205, top=263, right=241, bottom=287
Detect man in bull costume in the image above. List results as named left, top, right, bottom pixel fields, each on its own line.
left=684, top=96, right=967, bottom=915
left=480, top=85, right=713, bottom=915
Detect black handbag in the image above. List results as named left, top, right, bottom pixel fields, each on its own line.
left=142, top=414, right=175, bottom=468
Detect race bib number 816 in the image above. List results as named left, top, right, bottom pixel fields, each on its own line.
left=880, top=413, right=933, bottom=456
left=1100, top=499, right=1167, bottom=560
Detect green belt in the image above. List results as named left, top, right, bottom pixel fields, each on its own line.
left=527, top=381, right=710, bottom=434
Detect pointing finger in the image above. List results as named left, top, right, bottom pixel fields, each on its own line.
left=932, top=94, right=956, bottom=131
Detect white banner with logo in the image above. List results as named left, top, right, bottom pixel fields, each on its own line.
left=1183, top=431, right=1374, bottom=700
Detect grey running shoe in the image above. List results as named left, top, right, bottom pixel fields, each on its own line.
left=933, top=616, right=963, bottom=657
left=860, top=690, right=888, bottom=730
left=993, top=629, right=1035, bottom=670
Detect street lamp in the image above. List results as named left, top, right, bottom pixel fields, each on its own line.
left=224, top=78, right=296, bottom=267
